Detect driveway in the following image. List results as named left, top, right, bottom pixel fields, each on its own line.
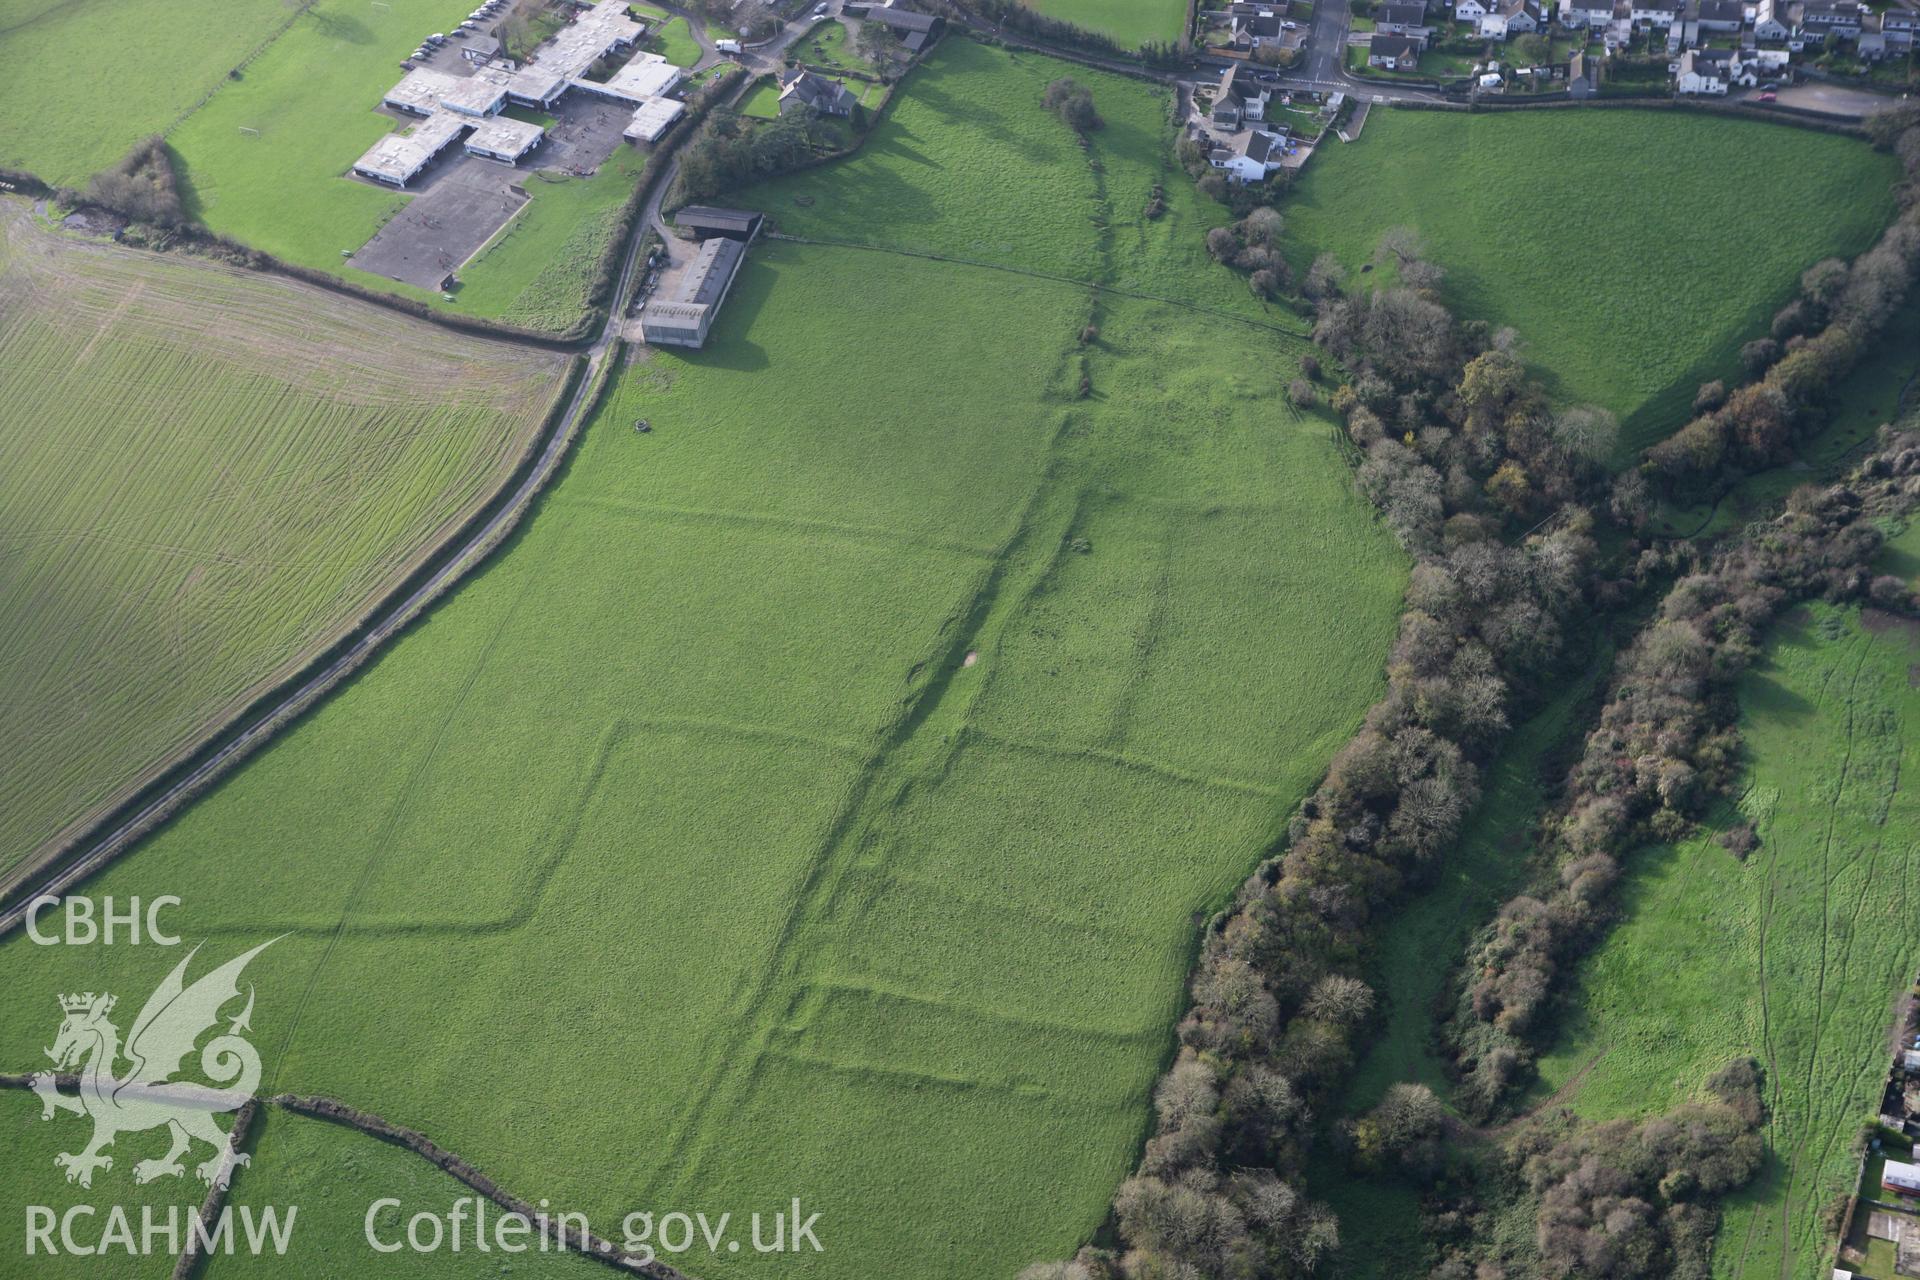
left=1761, top=81, right=1901, bottom=118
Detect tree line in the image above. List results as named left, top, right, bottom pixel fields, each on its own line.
left=1022, top=102, right=1920, bottom=1280
left=959, top=0, right=1184, bottom=66
left=1443, top=105, right=1920, bottom=1126
left=1022, top=229, right=1618, bottom=1280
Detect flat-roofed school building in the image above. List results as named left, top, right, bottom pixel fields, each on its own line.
left=624, top=96, right=686, bottom=142
left=353, top=0, right=683, bottom=188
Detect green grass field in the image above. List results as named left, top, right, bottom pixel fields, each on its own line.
left=0, top=233, right=1405, bottom=1279
left=733, top=38, right=1284, bottom=323
left=1018, top=0, right=1187, bottom=49
left=210, top=1108, right=605, bottom=1279
left=0, top=199, right=567, bottom=893
left=0, top=1087, right=198, bottom=1279
left=0, top=45, right=1411, bottom=1269
left=1284, top=109, right=1899, bottom=453
left=1526, top=547, right=1920, bottom=1279
left=0, top=0, right=294, bottom=186
left=0, top=1089, right=603, bottom=1279
left=646, top=14, right=703, bottom=67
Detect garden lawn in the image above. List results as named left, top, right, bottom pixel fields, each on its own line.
left=1527, top=558, right=1920, bottom=1280
left=647, top=15, right=703, bottom=66
left=733, top=36, right=1291, bottom=324
left=741, top=79, right=784, bottom=119
left=1020, top=0, right=1187, bottom=48
left=0, top=199, right=567, bottom=896
left=797, top=20, right=871, bottom=74
left=1283, top=108, right=1899, bottom=454
left=0, top=237, right=1406, bottom=1279
left=0, top=0, right=293, bottom=186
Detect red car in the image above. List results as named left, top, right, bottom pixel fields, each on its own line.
left=1756, top=90, right=1778, bottom=101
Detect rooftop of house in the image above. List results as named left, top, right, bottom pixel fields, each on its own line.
left=864, top=3, right=939, bottom=31
left=1886, top=1159, right=1920, bottom=1189
left=1376, top=2, right=1429, bottom=23
left=1209, top=127, right=1284, bottom=165
left=778, top=66, right=857, bottom=111
left=1218, top=64, right=1266, bottom=95
left=1369, top=32, right=1422, bottom=53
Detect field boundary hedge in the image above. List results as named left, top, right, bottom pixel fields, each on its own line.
left=0, top=1075, right=675, bottom=1278
left=0, top=350, right=598, bottom=921
left=945, top=18, right=1180, bottom=84
left=274, top=1093, right=687, bottom=1277
left=1392, top=94, right=1870, bottom=137
left=172, top=1099, right=260, bottom=1280
left=0, top=167, right=53, bottom=197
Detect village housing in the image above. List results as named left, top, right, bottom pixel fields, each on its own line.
left=1330, top=0, right=1917, bottom=94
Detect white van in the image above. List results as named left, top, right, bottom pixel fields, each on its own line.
left=715, top=37, right=742, bottom=52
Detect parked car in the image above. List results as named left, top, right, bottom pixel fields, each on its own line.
left=1756, top=89, right=1777, bottom=100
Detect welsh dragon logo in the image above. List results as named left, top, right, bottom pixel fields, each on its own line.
left=30, top=939, right=276, bottom=1190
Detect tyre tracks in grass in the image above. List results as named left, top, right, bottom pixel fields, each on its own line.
left=1732, top=627, right=1877, bottom=1280
left=264, top=556, right=547, bottom=1094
